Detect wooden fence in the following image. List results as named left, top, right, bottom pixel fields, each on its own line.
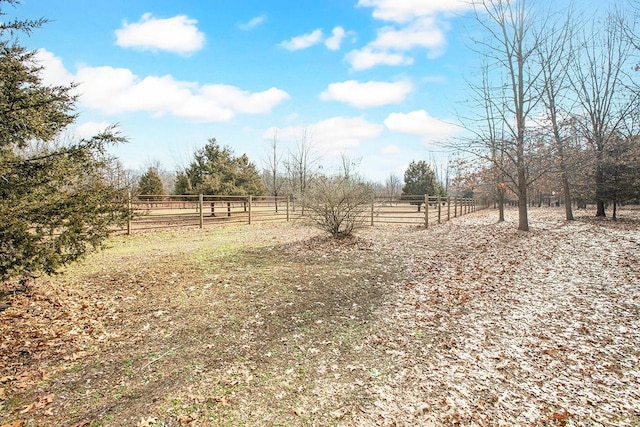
left=125, top=194, right=477, bottom=233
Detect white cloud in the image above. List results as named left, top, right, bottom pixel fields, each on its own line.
left=348, top=0, right=472, bottom=70
left=320, top=80, right=413, bottom=108
left=74, top=121, right=111, bottom=139
left=41, top=51, right=289, bottom=122
left=239, top=15, right=267, bottom=30
left=357, top=0, right=472, bottom=23
left=313, top=117, right=383, bottom=154
left=371, top=17, right=446, bottom=53
left=345, top=47, right=413, bottom=71
left=200, top=85, right=291, bottom=114
left=384, top=110, right=459, bottom=141
left=325, top=26, right=347, bottom=50
left=115, top=13, right=205, bottom=55
left=34, top=49, right=75, bottom=85
left=264, top=117, right=383, bottom=156
left=279, top=29, right=323, bottom=51
left=345, top=17, right=447, bottom=70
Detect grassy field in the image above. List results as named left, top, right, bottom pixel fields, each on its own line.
left=1, top=207, right=639, bottom=426
left=1, top=222, right=400, bottom=426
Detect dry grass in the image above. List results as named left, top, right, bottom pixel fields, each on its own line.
left=1, top=207, right=639, bottom=426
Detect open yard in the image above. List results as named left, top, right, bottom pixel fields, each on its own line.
left=1, top=208, right=639, bottom=426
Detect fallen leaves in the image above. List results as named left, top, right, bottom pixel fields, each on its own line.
left=136, top=417, right=158, bottom=427
left=18, top=394, right=54, bottom=414
left=355, top=209, right=640, bottom=425
left=1, top=209, right=639, bottom=426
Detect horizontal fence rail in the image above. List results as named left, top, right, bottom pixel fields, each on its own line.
left=125, top=194, right=477, bottom=234
left=373, top=195, right=476, bottom=227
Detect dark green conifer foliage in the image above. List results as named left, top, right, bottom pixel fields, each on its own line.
left=138, top=167, right=165, bottom=196
left=0, top=1, right=129, bottom=282
left=401, top=160, right=446, bottom=197
left=174, top=138, right=265, bottom=196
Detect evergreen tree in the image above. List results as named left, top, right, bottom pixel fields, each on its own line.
left=601, top=134, right=640, bottom=218
left=0, top=1, right=129, bottom=282
left=402, top=160, right=447, bottom=197
left=174, top=138, right=265, bottom=195
left=138, top=167, right=164, bottom=196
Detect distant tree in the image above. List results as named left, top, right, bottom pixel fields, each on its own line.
left=402, top=160, right=446, bottom=197
left=263, top=131, right=286, bottom=211
left=383, top=173, right=402, bottom=203
left=568, top=9, right=639, bottom=217
left=138, top=167, right=164, bottom=196
left=104, top=160, right=139, bottom=194
left=339, top=153, right=362, bottom=181
left=285, top=127, right=320, bottom=212
left=401, top=160, right=447, bottom=212
left=601, top=133, right=640, bottom=218
left=142, top=160, right=174, bottom=194
left=174, top=138, right=265, bottom=195
left=0, top=1, right=129, bottom=282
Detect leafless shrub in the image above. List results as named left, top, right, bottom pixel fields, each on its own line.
left=303, top=176, right=372, bottom=238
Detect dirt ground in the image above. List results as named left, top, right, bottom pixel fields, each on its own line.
left=1, top=207, right=639, bottom=426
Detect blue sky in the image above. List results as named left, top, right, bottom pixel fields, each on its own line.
left=7, top=0, right=600, bottom=182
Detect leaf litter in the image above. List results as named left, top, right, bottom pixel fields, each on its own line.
left=0, top=208, right=639, bottom=426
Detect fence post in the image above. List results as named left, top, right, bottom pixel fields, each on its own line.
left=370, top=196, right=375, bottom=226
left=248, top=195, right=252, bottom=224
left=127, top=192, right=132, bottom=235
left=199, top=194, right=204, bottom=228
left=424, top=194, right=429, bottom=228
left=286, top=195, right=290, bottom=222
left=447, top=196, right=451, bottom=222
left=437, top=195, right=442, bottom=224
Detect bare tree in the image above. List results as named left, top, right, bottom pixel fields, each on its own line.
left=479, top=60, right=507, bottom=222
left=536, top=7, right=576, bottom=220
left=568, top=8, right=639, bottom=217
left=285, top=127, right=320, bottom=213
left=263, top=131, right=286, bottom=211
left=339, top=152, right=362, bottom=181
left=383, top=173, right=402, bottom=204
left=466, top=0, right=548, bottom=231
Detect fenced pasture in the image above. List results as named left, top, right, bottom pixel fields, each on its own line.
left=3, top=208, right=638, bottom=426
left=127, top=194, right=478, bottom=232
left=127, top=195, right=291, bottom=232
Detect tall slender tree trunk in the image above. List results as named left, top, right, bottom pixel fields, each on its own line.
left=555, top=135, right=574, bottom=220
left=562, top=170, right=574, bottom=220
left=595, top=147, right=607, bottom=217
left=498, top=186, right=505, bottom=222
left=517, top=167, right=529, bottom=231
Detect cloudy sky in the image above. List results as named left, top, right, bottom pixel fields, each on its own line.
left=9, top=0, right=595, bottom=182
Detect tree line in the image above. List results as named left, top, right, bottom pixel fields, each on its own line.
left=130, top=136, right=446, bottom=206
left=456, top=0, right=639, bottom=230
